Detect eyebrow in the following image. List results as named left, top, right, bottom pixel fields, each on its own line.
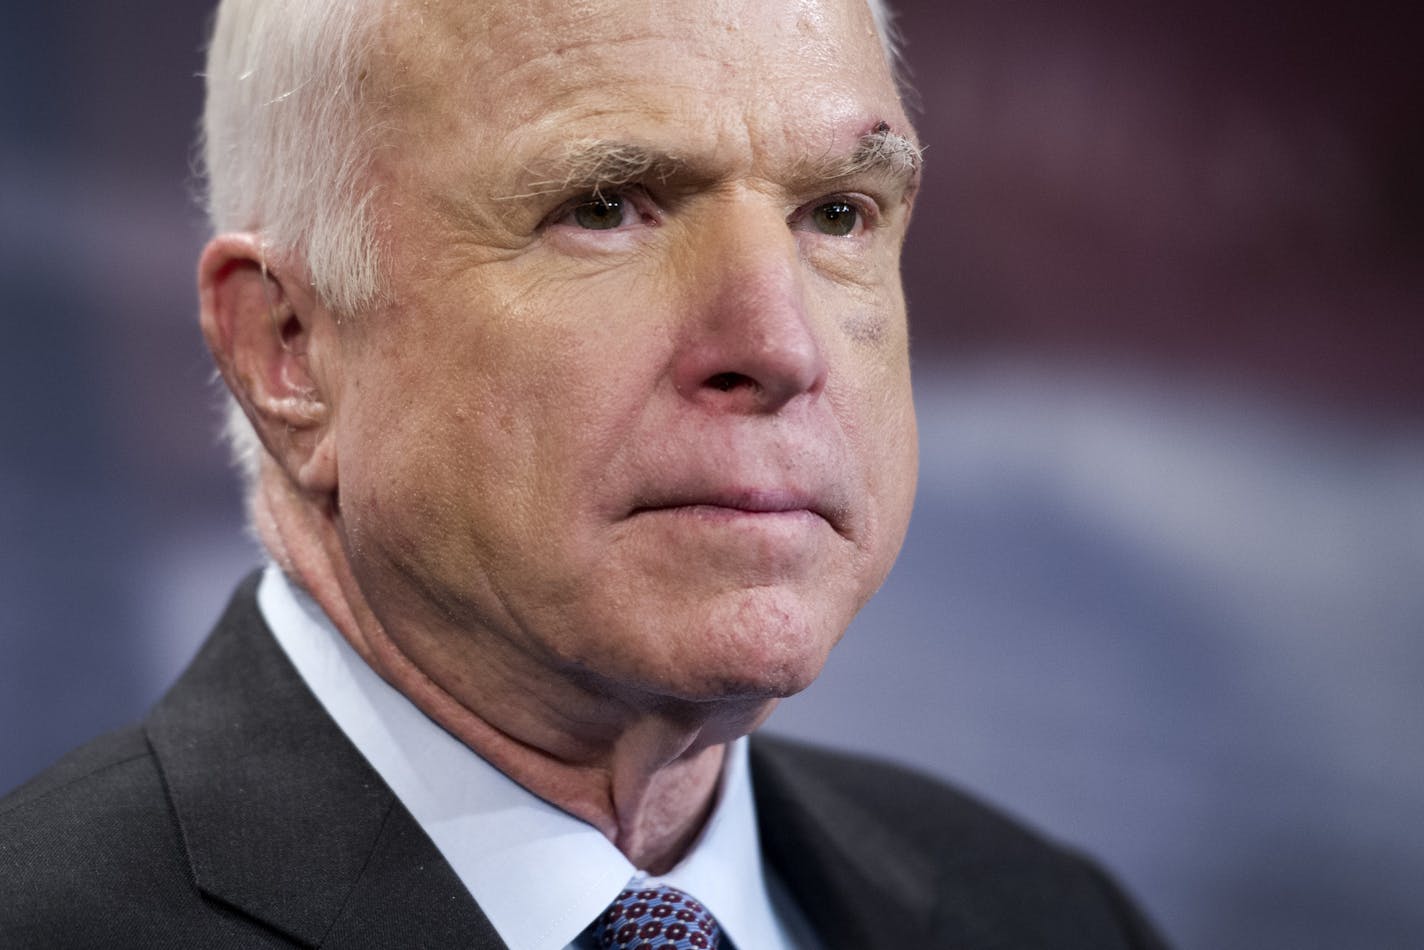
left=864, top=128, right=923, bottom=179
left=801, top=126, right=923, bottom=191
left=500, top=142, right=691, bottom=201
left=501, top=127, right=923, bottom=202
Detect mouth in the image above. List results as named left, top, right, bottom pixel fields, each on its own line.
left=628, top=488, right=841, bottom=533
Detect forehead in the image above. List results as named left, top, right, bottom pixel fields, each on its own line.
left=374, top=0, right=906, bottom=179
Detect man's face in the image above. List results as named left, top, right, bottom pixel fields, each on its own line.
left=328, top=0, right=919, bottom=705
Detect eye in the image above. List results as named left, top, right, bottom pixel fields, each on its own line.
left=571, top=194, right=627, bottom=230
left=793, top=196, right=876, bottom=239
left=549, top=189, right=657, bottom=235
left=809, top=200, right=860, bottom=237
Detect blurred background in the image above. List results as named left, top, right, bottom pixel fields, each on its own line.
left=2, top=1, right=1420, bottom=947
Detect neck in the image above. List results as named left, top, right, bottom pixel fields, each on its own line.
left=254, top=473, right=775, bottom=871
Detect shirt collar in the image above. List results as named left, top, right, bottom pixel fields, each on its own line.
left=257, top=565, right=795, bottom=950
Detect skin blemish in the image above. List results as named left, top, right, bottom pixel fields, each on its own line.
left=842, top=309, right=888, bottom=346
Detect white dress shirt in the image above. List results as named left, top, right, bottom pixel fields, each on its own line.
left=258, top=565, right=812, bottom=950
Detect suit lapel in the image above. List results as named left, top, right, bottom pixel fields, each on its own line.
left=320, top=802, right=507, bottom=949
left=751, top=736, right=1148, bottom=949
left=750, top=736, right=938, bottom=946
left=146, top=575, right=504, bottom=948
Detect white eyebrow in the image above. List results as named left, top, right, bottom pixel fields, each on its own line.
left=845, top=128, right=923, bottom=177
left=499, top=141, right=690, bottom=201
left=498, top=126, right=923, bottom=203
left=801, top=127, right=923, bottom=190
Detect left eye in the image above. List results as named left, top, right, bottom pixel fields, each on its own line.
left=809, top=201, right=859, bottom=236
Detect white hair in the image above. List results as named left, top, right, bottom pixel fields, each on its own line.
left=203, top=0, right=903, bottom=486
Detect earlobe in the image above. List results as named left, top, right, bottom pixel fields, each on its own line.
left=198, top=234, right=339, bottom=495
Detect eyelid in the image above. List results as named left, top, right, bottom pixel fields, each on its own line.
left=543, top=185, right=660, bottom=230
left=790, top=192, right=882, bottom=234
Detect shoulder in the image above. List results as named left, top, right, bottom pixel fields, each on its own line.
left=749, top=733, right=1170, bottom=948
left=0, top=724, right=153, bottom=820
left=2, top=730, right=167, bottom=942
left=0, top=711, right=290, bottom=947
left=0, top=726, right=175, bottom=885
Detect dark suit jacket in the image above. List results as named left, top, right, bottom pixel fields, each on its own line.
left=0, top=575, right=1168, bottom=948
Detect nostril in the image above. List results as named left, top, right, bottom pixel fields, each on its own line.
left=706, top=372, right=753, bottom=393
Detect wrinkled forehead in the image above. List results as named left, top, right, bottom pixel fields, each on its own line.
left=377, top=0, right=889, bottom=69
left=369, top=0, right=902, bottom=141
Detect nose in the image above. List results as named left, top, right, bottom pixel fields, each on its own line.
left=670, top=200, right=828, bottom=414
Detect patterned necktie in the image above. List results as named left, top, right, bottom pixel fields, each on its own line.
left=587, top=884, right=725, bottom=949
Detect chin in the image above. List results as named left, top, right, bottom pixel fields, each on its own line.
left=663, top=654, right=826, bottom=704
left=613, top=588, right=849, bottom=704
left=534, top=554, right=871, bottom=706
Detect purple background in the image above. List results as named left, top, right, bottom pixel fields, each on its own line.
left=3, top=2, right=1422, bottom=947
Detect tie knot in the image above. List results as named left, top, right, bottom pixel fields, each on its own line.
left=589, top=884, right=725, bottom=949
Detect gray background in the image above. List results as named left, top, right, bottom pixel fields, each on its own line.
left=3, top=2, right=1421, bottom=948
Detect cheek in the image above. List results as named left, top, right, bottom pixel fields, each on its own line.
left=856, top=389, right=918, bottom=593
left=335, top=274, right=674, bottom=586
left=829, top=292, right=918, bottom=582
left=878, top=380, right=919, bottom=543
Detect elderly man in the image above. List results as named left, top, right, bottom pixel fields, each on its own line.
left=1, top=0, right=1167, bottom=947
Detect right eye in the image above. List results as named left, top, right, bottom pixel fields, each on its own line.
left=569, top=194, right=628, bottom=230
left=550, top=190, right=656, bottom=234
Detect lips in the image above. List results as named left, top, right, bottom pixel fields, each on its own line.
left=628, top=486, right=846, bottom=535
left=610, top=417, right=857, bottom=540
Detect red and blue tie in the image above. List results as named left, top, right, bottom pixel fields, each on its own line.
left=587, top=884, right=725, bottom=949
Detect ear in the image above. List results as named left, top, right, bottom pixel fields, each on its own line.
left=198, top=234, right=339, bottom=495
